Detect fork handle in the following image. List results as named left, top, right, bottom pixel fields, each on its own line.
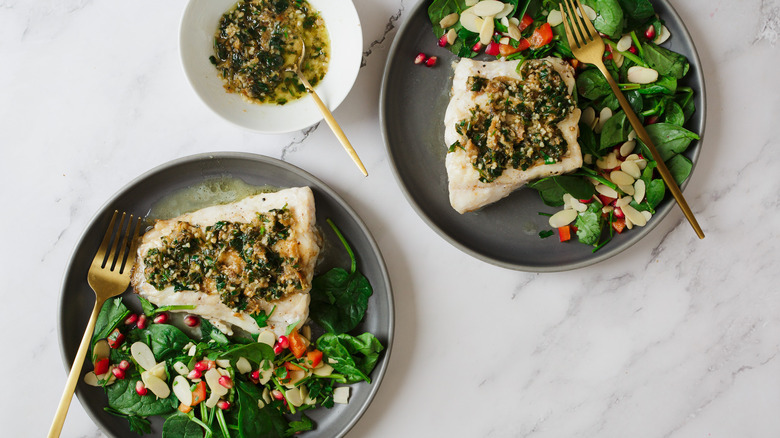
left=594, top=62, right=705, bottom=239
left=48, top=297, right=106, bottom=438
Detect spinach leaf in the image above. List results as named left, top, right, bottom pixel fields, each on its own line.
left=317, top=333, right=384, bottom=384
left=235, top=380, right=289, bottom=438
left=138, top=296, right=156, bottom=316
left=599, top=110, right=629, bottom=150
left=139, top=324, right=191, bottom=362
left=162, top=412, right=204, bottom=438
left=617, top=0, right=655, bottom=25
left=286, top=414, right=314, bottom=435
left=310, top=219, right=373, bottom=335
left=104, top=407, right=152, bottom=435
left=582, top=0, right=624, bottom=38
left=106, top=376, right=178, bottom=417
left=576, top=68, right=611, bottom=99
left=636, top=75, right=677, bottom=96
left=666, top=154, right=693, bottom=186
left=93, top=297, right=130, bottom=348
left=642, top=42, right=690, bottom=79
left=643, top=123, right=700, bottom=161
left=675, top=87, right=696, bottom=122
left=663, top=101, right=685, bottom=126
left=578, top=121, right=600, bottom=158
left=625, top=90, right=644, bottom=115
left=575, top=202, right=604, bottom=246
left=527, top=175, right=596, bottom=206
left=640, top=162, right=666, bottom=208
left=200, top=318, right=230, bottom=345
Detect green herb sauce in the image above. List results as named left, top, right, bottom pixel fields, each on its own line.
left=452, top=61, right=575, bottom=183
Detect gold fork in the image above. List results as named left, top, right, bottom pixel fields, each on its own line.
left=560, top=0, right=704, bottom=239
left=48, top=211, right=142, bottom=438
left=288, top=40, right=368, bottom=177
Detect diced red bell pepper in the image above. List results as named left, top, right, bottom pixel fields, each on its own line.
left=611, top=218, right=627, bottom=234
left=529, top=23, right=553, bottom=49
left=306, top=350, right=323, bottom=368
left=288, top=329, right=307, bottom=359
left=178, top=403, right=192, bottom=413
left=519, top=14, right=534, bottom=31
left=191, top=381, right=207, bottom=406
left=558, top=225, right=572, bottom=242
left=94, top=358, right=110, bottom=376
left=107, top=328, right=125, bottom=349
left=597, top=194, right=616, bottom=206
left=499, top=38, right=530, bottom=56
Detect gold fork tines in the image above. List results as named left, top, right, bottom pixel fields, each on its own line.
left=49, top=211, right=142, bottom=438
left=560, top=0, right=704, bottom=239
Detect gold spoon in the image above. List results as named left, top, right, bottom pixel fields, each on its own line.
left=288, top=41, right=367, bottom=176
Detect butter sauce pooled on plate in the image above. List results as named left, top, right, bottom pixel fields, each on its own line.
left=210, top=0, right=330, bottom=105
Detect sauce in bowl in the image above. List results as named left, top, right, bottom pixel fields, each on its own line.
left=210, top=0, right=330, bottom=105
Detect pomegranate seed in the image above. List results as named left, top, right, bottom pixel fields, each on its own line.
left=414, top=52, right=427, bottom=65
left=645, top=25, right=656, bottom=40
left=273, top=343, right=284, bottom=355
left=438, top=34, right=448, bottom=47
left=579, top=198, right=593, bottom=204
left=425, top=56, right=438, bottom=67
left=613, top=207, right=625, bottom=218
left=271, top=390, right=284, bottom=401
left=472, top=42, right=483, bottom=52
left=137, top=314, right=148, bottom=330
left=646, top=115, right=659, bottom=125
left=184, top=315, right=200, bottom=327
left=485, top=41, right=500, bottom=56
left=135, top=380, right=148, bottom=396
left=124, top=314, right=139, bottom=326
left=277, top=336, right=290, bottom=349
left=112, top=367, right=126, bottom=380
left=218, top=375, right=233, bottom=389
left=251, top=370, right=260, bottom=380
left=188, top=369, right=202, bottom=380
left=194, top=361, right=208, bottom=372
left=217, top=400, right=231, bottom=410
left=153, top=312, right=169, bottom=324
left=118, top=360, right=131, bottom=371
left=628, top=46, right=638, bottom=54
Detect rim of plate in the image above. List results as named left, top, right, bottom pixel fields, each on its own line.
left=58, top=152, right=394, bottom=437
left=379, top=0, right=706, bottom=272
left=179, top=0, right=363, bottom=134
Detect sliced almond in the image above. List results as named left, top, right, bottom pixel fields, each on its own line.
left=313, top=363, right=334, bottom=377
left=654, top=25, right=671, bottom=44
left=549, top=209, right=578, bottom=228
left=205, top=368, right=228, bottom=396
left=625, top=153, right=640, bottom=162
left=610, top=170, right=635, bottom=186
left=507, top=22, right=522, bottom=40
left=495, top=2, right=514, bottom=18
left=479, top=14, right=495, bottom=45
left=616, top=34, right=632, bottom=52
left=633, top=179, right=646, bottom=203
left=215, top=359, right=231, bottom=368
left=257, top=330, right=276, bottom=347
left=615, top=196, right=633, bottom=208
left=333, top=387, right=350, bottom=404
left=284, top=369, right=307, bottom=389
left=205, top=390, right=221, bottom=409
left=172, top=375, right=193, bottom=406
left=130, top=342, right=157, bottom=371
left=627, top=130, right=637, bottom=141
left=547, top=9, right=563, bottom=26
left=446, top=28, right=457, bottom=45
left=619, top=140, right=636, bottom=157
left=258, top=361, right=273, bottom=384
left=596, top=152, right=620, bottom=170
left=287, top=387, right=305, bottom=407
left=581, top=107, right=596, bottom=127
left=439, top=12, right=459, bottom=29
left=499, top=36, right=510, bottom=45
left=602, top=205, right=614, bottom=214
left=149, top=362, right=168, bottom=381
left=460, top=9, right=483, bottom=33
left=465, top=0, right=478, bottom=5
left=582, top=5, right=597, bottom=21
left=236, top=357, right=252, bottom=374
left=84, top=372, right=100, bottom=387
left=595, top=107, right=613, bottom=133
left=627, top=66, right=659, bottom=84
left=142, top=373, right=171, bottom=399
left=508, top=16, right=519, bottom=27
left=262, top=387, right=272, bottom=404
left=473, top=0, right=505, bottom=17
left=613, top=51, right=624, bottom=68
left=595, top=184, right=619, bottom=199
left=635, top=158, right=648, bottom=170
left=642, top=210, right=653, bottom=221
left=621, top=160, right=641, bottom=179
left=173, top=361, right=190, bottom=376
left=584, top=154, right=593, bottom=165
left=618, top=184, right=635, bottom=196
left=622, top=204, right=647, bottom=227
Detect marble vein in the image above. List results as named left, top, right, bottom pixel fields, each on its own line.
left=361, top=4, right=405, bottom=68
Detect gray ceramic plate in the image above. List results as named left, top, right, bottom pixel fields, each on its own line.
left=380, top=0, right=705, bottom=271
left=58, top=153, right=394, bottom=437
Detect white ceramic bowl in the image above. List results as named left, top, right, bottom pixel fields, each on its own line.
left=180, top=0, right=362, bottom=133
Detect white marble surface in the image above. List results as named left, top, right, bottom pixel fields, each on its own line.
left=2, top=0, right=779, bottom=436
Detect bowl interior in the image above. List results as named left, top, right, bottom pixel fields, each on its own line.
left=179, top=0, right=362, bottom=133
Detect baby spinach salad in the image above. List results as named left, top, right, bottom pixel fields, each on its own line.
left=86, top=220, right=383, bottom=437
left=428, top=0, right=700, bottom=250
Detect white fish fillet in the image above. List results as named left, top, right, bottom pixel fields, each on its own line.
left=131, top=187, right=321, bottom=337
left=444, top=57, right=582, bottom=214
